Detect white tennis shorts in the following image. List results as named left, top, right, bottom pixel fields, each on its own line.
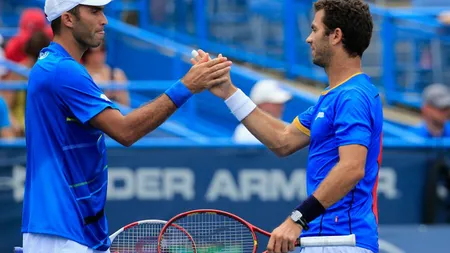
left=297, top=246, right=374, bottom=253
left=23, top=233, right=110, bottom=253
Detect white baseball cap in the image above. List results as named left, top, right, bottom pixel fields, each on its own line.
left=250, top=80, right=292, bottom=105
left=44, top=0, right=112, bottom=22
left=423, top=83, right=450, bottom=109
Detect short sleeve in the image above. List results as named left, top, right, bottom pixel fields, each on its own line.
left=0, top=97, right=10, bottom=129
left=334, top=91, right=372, bottom=148
left=56, top=60, right=118, bottom=124
left=292, top=106, right=315, bottom=136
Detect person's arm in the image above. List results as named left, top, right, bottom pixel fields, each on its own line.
left=312, top=144, right=367, bottom=207
left=238, top=102, right=311, bottom=156
left=57, top=55, right=231, bottom=147
left=190, top=50, right=310, bottom=156
left=90, top=94, right=176, bottom=146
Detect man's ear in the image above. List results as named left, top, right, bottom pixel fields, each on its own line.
left=330, top=28, right=343, bottom=46
left=61, top=13, right=76, bottom=29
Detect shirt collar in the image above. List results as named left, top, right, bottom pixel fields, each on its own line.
left=48, top=42, right=71, bottom=58
left=321, top=72, right=365, bottom=96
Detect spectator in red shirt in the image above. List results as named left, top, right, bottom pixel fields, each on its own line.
left=4, top=8, right=53, bottom=63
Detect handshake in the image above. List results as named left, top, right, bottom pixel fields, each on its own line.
left=180, top=49, right=237, bottom=100
left=166, top=49, right=255, bottom=122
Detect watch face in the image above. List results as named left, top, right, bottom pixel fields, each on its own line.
left=291, top=211, right=302, bottom=221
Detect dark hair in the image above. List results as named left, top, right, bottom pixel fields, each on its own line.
left=24, top=31, right=51, bottom=60
left=314, top=0, right=373, bottom=57
left=50, top=5, right=80, bottom=35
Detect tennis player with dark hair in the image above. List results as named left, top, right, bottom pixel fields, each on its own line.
left=191, top=1, right=382, bottom=253
left=22, top=0, right=232, bottom=252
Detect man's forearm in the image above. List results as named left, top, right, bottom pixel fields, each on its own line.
left=241, top=108, right=290, bottom=150
left=122, top=94, right=177, bottom=145
left=225, top=86, right=307, bottom=156
left=313, top=162, right=365, bottom=208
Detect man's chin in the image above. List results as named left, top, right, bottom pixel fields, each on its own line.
left=90, top=41, right=103, bottom=48
left=312, top=59, right=325, bottom=68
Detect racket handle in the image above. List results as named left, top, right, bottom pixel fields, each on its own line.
left=296, top=234, right=356, bottom=247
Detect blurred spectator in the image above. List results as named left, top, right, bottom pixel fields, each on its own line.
left=3, top=31, right=51, bottom=136
left=438, top=11, right=450, bottom=25
left=81, top=43, right=130, bottom=106
left=419, top=84, right=450, bottom=224
left=4, top=8, right=52, bottom=63
left=0, top=34, right=7, bottom=80
left=0, top=96, right=14, bottom=139
left=150, top=0, right=168, bottom=23
left=413, top=83, right=450, bottom=138
left=233, top=80, right=291, bottom=144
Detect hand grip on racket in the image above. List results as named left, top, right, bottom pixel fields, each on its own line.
left=157, top=209, right=356, bottom=253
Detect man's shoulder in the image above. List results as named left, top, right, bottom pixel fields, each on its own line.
left=55, top=57, right=84, bottom=72
left=29, top=53, right=89, bottom=94
left=338, top=78, right=379, bottom=102
left=33, top=48, right=76, bottom=73
left=45, top=56, right=88, bottom=84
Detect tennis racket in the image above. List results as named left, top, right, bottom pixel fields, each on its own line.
left=110, top=219, right=196, bottom=253
left=157, top=209, right=356, bottom=253
left=109, top=219, right=168, bottom=253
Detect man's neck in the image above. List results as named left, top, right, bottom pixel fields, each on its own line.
left=53, top=35, right=87, bottom=62
left=325, top=56, right=362, bottom=89
left=85, top=63, right=104, bottom=72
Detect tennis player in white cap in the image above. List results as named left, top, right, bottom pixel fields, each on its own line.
left=22, top=1, right=232, bottom=252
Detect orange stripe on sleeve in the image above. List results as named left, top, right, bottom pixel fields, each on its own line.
left=293, top=117, right=311, bottom=136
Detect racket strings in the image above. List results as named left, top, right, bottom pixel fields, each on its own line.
left=160, top=213, right=255, bottom=253
left=111, top=222, right=165, bottom=253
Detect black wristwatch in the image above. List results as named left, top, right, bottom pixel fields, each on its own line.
left=290, top=210, right=309, bottom=231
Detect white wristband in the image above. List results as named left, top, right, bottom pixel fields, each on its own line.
left=225, top=89, right=257, bottom=121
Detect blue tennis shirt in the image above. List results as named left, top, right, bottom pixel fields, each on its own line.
left=293, top=73, right=383, bottom=253
left=22, top=42, right=118, bottom=250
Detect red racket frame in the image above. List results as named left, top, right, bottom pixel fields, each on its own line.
left=157, top=209, right=300, bottom=253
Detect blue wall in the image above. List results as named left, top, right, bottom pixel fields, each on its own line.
left=0, top=140, right=449, bottom=252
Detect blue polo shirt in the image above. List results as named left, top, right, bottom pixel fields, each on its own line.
left=412, top=121, right=450, bottom=138
left=293, top=73, right=383, bottom=253
left=22, top=42, right=118, bottom=250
